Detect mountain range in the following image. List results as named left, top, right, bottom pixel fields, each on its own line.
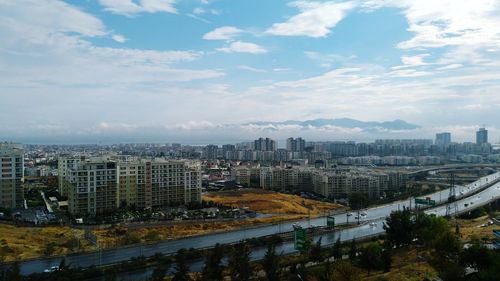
left=245, top=118, right=420, bottom=131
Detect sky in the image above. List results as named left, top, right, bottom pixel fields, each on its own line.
left=1, top=0, right=500, bottom=144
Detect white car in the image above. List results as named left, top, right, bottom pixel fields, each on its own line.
left=346, top=212, right=353, bottom=216
left=44, top=266, right=59, bottom=273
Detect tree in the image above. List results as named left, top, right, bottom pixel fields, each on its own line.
left=431, top=231, right=463, bottom=280
left=151, top=261, right=170, bottom=281
left=228, top=242, right=252, bottom=281
left=348, top=192, right=369, bottom=210
left=383, top=209, right=414, bottom=247
left=415, top=214, right=448, bottom=246
left=432, top=231, right=462, bottom=262
left=329, top=260, right=362, bottom=281
left=201, top=243, right=224, bottom=281
left=309, top=237, right=323, bottom=262
left=262, top=244, right=279, bottom=281
left=104, top=270, right=117, bottom=281
left=460, top=237, right=491, bottom=270
left=331, top=236, right=342, bottom=260
left=358, top=242, right=383, bottom=274
left=172, top=249, right=192, bottom=281
left=381, top=241, right=392, bottom=273
left=348, top=238, right=357, bottom=261
left=5, top=262, right=22, bottom=281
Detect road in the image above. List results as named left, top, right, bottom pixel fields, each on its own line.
left=17, top=172, right=500, bottom=275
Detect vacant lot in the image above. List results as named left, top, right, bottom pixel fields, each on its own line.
left=0, top=224, right=94, bottom=262
left=456, top=215, right=497, bottom=241
left=364, top=247, right=437, bottom=281
left=203, top=189, right=343, bottom=217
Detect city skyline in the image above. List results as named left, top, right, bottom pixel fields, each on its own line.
left=1, top=1, right=500, bottom=143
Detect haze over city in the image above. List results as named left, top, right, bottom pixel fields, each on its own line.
left=2, top=0, right=500, bottom=143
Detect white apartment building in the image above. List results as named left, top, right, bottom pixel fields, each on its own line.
left=0, top=143, right=24, bottom=209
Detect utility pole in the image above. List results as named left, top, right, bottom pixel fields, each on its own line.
left=446, top=173, right=458, bottom=217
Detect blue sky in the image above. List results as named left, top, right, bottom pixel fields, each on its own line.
left=1, top=0, right=500, bottom=144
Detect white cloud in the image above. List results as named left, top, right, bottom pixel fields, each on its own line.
left=400, top=54, right=430, bottom=66
left=266, top=1, right=356, bottom=37
left=362, top=0, right=500, bottom=51
left=388, top=69, right=433, bottom=77
left=304, top=51, right=356, bottom=68
left=217, top=41, right=268, bottom=54
left=98, top=0, right=177, bottom=16
left=193, top=7, right=205, bottom=14
left=0, top=0, right=223, bottom=87
left=0, top=0, right=107, bottom=42
left=203, top=26, right=243, bottom=40
left=192, top=7, right=220, bottom=15
left=436, top=64, right=463, bottom=71
left=237, top=65, right=267, bottom=73
left=112, top=34, right=127, bottom=43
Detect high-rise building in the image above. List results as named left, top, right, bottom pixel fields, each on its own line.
left=0, top=143, right=24, bottom=209
left=435, top=132, right=451, bottom=146
left=203, top=144, right=219, bottom=160
left=117, top=160, right=201, bottom=210
left=286, top=137, right=306, bottom=152
left=254, top=137, right=276, bottom=151
left=476, top=128, right=488, bottom=145
left=58, top=155, right=87, bottom=197
left=63, top=158, right=202, bottom=216
left=66, top=160, right=118, bottom=216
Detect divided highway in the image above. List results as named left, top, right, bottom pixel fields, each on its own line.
left=17, top=172, right=500, bottom=275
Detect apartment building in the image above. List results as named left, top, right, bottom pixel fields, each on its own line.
left=0, top=143, right=24, bottom=209
left=58, top=155, right=86, bottom=197
left=65, top=158, right=202, bottom=216
left=118, top=160, right=202, bottom=209
left=67, top=160, right=117, bottom=216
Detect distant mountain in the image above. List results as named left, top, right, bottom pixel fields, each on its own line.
left=246, top=118, right=420, bottom=131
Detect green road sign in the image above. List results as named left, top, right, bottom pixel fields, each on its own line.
left=294, top=228, right=307, bottom=251
left=415, top=198, right=436, bottom=206
left=327, top=215, right=335, bottom=228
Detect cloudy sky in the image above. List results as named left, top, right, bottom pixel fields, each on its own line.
left=1, top=0, right=500, bottom=144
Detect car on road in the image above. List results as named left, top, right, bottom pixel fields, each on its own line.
left=44, top=266, right=59, bottom=273
left=346, top=212, right=353, bottom=216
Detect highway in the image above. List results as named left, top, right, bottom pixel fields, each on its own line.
left=17, top=171, right=500, bottom=275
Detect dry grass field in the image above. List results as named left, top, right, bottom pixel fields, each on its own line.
left=203, top=189, right=343, bottom=217
left=0, top=224, right=94, bottom=262
left=363, top=247, right=437, bottom=281
left=0, top=190, right=344, bottom=259
left=94, top=190, right=343, bottom=248
left=455, top=215, right=497, bottom=241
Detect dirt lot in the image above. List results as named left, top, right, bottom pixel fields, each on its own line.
left=203, top=189, right=344, bottom=216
